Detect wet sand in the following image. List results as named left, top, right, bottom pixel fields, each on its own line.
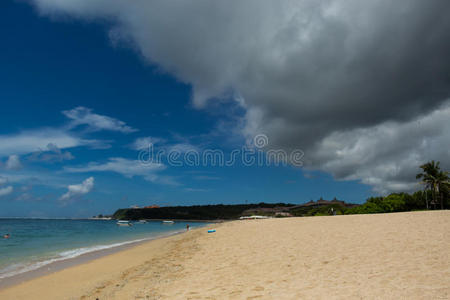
left=0, top=211, right=449, bottom=299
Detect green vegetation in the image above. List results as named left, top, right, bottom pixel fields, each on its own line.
left=345, top=193, right=425, bottom=214
left=289, top=204, right=348, bottom=217
left=293, top=188, right=447, bottom=216
left=346, top=160, right=449, bottom=215
left=416, top=160, right=449, bottom=210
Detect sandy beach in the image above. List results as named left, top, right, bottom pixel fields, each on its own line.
left=0, top=211, right=449, bottom=299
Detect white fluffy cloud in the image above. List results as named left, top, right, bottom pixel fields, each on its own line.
left=60, top=176, right=94, bottom=201
left=28, top=143, right=75, bottom=163
left=131, top=137, right=199, bottom=154
left=31, top=0, right=450, bottom=193
left=63, top=107, right=137, bottom=133
left=5, top=155, right=23, bottom=170
left=0, top=107, right=131, bottom=158
left=309, top=102, right=450, bottom=194
left=0, top=128, right=85, bottom=157
left=64, top=157, right=173, bottom=184
left=0, top=186, right=14, bottom=197
left=130, top=137, right=165, bottom=150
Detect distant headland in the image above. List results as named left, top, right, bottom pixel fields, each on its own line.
left=111, top=200, right=358, bottom=221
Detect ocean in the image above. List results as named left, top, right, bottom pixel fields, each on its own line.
left=0, top=218, right=207, bottom=280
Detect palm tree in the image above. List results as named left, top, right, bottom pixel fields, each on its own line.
left=436, top=170, right=450, bottom=209
left=416, top=161, right=449, bottom=210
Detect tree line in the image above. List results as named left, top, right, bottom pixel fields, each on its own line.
left=344, top=160, right=449, bottom=215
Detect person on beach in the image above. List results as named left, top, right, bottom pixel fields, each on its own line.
left=186, top=224, right=190, bottom=231
left=3, top=234, right=10, bottom=239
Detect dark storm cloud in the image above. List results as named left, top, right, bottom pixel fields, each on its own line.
left=239, top=0, right=450, bottom=148
left=31, top=0, right=450, bottom=193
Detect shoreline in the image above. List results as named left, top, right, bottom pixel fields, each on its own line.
left=0, top=222, right=219, bottom=299
left=0, top=226, right=202, bottom=290
left=0, top=211, right=448, bottom=299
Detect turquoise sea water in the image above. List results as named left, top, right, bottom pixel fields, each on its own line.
left=0, top=219, right=206, bottom=280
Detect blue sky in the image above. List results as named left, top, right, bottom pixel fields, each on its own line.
left=7, top=0, right=446, bottom=218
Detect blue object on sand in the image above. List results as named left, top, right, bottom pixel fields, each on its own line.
left=208, top=229, right=216, bottom=233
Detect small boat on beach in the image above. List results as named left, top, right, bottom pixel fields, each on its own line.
left=138, top=220, right=147, bottom=224
left=162, top=220, right=174, bottom=224
left=117, top=220, right=133, bottom=226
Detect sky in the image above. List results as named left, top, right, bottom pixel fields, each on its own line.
left=1, top=0, right=449, bottom=217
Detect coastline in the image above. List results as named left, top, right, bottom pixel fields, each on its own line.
left=0, top=211, right=449, bottom=299
left=0, top=228, right=189, bottom=290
